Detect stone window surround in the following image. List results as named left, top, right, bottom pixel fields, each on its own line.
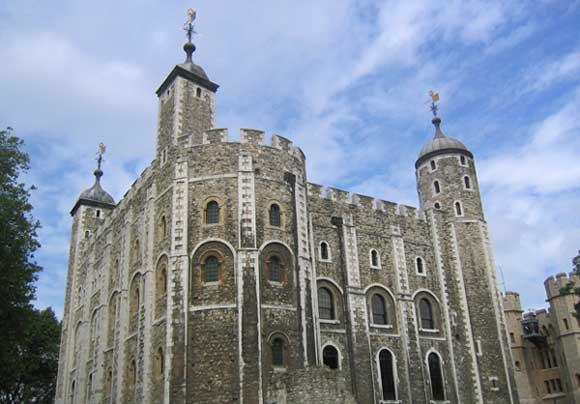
left=415, top=256, right=427, bottom=276
left=433, top=179, right=442, bottom=196
left=196, top=249, right=226, bottom=286
left=262, top=252, right=289, bottom=287
left=366, top=285, right=397, bottom=331
left=201, top=196, right=225, bottom=226
left=459, top=155, right=468, bottom=166
left=369, top=248, right=382, bottom=269
left=413, top=290, right=442, bottom=334
left=321, top=342, right=342, bottom=370
left=463, top=175, right=473, bottom=191
left=375, top=347, right=399, bottom=403
left=318, top=240, right=332, bottom=262
left=268, top=332, right=290, bottom=369
left=317, top=278, right=343, bottom=325
left=425, top=349, right=447, bottom=403
left=454, top=200, right=464, bottom=217
left=265, top=200, right=285, bottom=229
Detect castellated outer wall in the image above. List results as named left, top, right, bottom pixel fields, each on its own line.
left=55, top=72, right=519, bottom=404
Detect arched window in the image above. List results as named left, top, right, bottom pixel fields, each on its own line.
left=271, top=337, right=285, bottom=367
left=156, top=347, right=164, bottom=378
left=428, top=352, right=445, bottom=400
left=433, top=180, right=441, bottom=194
left=268, top=256, right=282, bottom=282
left=130, top=283, right=140, bottom=317
left=269, top=204, right=281, bottom=227
left=416, top=257, right=425, bottom=274
left=70, top=380, right=76, bottom=403
left=318, top=287, right=334, bottom=320
left=206, top=201, right=220, bottom=224
left=158, top=264, right=167, bottom=297
left=160, top=215, right=167, bottom=238
left=106, top=368, right=113, bottom=397
left=430, top=160, right=436, bottom=170
left=370, top=249, right=380, bottom=268
left=372, top=294, right=387, bottom=325
left=129, top=358, right=137, bottom=386
left=108, top=294, right=118, bottom=346
left=112, top=259, right=119, bottom=286
left=455, top=201, right=463, bottom=216
left=464, top=176, right=471, bottom=189
left=87, top=373, right=93, bottom=400
left=460, top=155, right=467, bottom=165
left=379, top=349, right=396, bottom=400
left=320, top=242, right=330, bottom=261
left=132, top=239, right=140, bottom=263
left=204, top=256, right=219, bottom=283
left=196, top=87, right=202, bottom=97
left=420, top=299, right=434, bottom=330
left=323, top=345, right=339, bottom=369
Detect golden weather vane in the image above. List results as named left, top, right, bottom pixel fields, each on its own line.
left=184, top=8, right=197, bottom=43
left=96, top=143, right=106, bottom=170
left=428, top=90, right=440, bottom=117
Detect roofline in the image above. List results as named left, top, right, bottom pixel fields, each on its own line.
left=70, top=198, right=116, bottom=216
left=415, top=148, right=474, bottom=169
left=156, top=65, right=219, bottom=96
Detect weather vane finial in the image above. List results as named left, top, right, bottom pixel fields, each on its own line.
left=184, top=8, right=197, bottom=44
left=428, top=90, right=440, bottom=117
left=96, top=143, right=106, bottom=171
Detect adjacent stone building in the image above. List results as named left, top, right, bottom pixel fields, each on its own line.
left=55, top=22, right=519, bottom=404
left=504, top=273, right=580, bottom=403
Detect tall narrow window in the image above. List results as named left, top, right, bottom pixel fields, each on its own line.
left=204, top=256, right=219, bottom=283
left=371, top=250, right=380, bottom=268
left=158, top=265, right=167, bottom=297
left=87, top=373, right=93, bottom=400
left=372, top=294, right=387, bottom=325
left=70, top=380, right=76, bottom=403
left=460, top=155, right=466, bottom=165
left=464, top=176, right=471, bottom=189
left=320, top=242, right=330, bottom=261
left=416, top=257, right=424, bottom=274
left=156, top=347, right=164, bottom=378
left=196, top=87, right=202, bottom=97
left=268, top=256, right=282, bottom=282
left=379, top=349, right=396, bottom=400
left=564, top=318, right=569, bottom=330
left=420, top=299, right=434, bottom=330
left=318, top=287, right=334, bottom=320
left=271, top=337, right=284, bottom=366
left=160, top=215, right=167, bottom=238
left=433, top=180, right=441, bottom=194
left=129, top=358, right=137, bottom=386
left=206, top=201, right=220, bottom=224
left=428, top=352, right=445, bottom=401
left=106, top=369, right=113, bottom=397
left=269, top=204, right=281, bottom=227
left=430, top=160, right=436, bottom=170
left=323, top=345, right=339, bottom=369
left=455, top=201, right=463, bottom=216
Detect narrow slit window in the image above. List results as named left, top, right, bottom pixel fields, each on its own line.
left=371, top=250, right=380, bottom=268
left=416, top=257, right=424, bottom=274
left=269, top=204, right=281, bottom=227
left=271, top=337, right=284, bottom=366
left=430, top=160, right=436, bottom=170
left=320, top=242, right=329, bottom=260
left=455, top=201, right=463, bottom=216
left=464, top=176, right=471, bottom=189
left=434, top=180, right=441, bottom=194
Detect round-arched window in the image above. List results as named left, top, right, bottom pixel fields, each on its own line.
left=323, top=345, right=339, bottom=369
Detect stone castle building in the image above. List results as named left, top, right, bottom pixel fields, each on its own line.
left=504, top=273, right=580, bottom=403
left=55, top=19, right=519, bottom=404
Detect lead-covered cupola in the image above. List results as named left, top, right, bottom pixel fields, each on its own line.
left=71, top=144, right=115, bottom=216
left=415, top=116, right=473, bottom=169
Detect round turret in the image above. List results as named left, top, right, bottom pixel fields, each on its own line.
left=70, top=158, right=115, bottom=216
left=415, top=116, right=484, bottom=220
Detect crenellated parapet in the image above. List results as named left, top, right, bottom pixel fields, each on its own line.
left=503, top=291, right=522, bottom=313
left=306, top=182, right=426, bottom=221
left=545, top=271, right=580, bottom=300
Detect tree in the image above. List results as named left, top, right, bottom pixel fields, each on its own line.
left=573, top=250, right=580, bottom=273
left=0, top=127, right=60, bottom=403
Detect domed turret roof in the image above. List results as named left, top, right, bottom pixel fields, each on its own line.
left=78, top=169, right=115, bottom=205
left=70, top=155, right=116, bottom=216
left=416, top=117, right=472, bottom=168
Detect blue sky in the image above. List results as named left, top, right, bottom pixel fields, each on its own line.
left=1, top=1, right=579, bottom=317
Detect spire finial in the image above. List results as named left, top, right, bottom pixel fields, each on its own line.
left=183, top=8, right=197, bottom=63
left=428, top=90, right=440, bottom=117
left=94, top=143, right=106, bottom=180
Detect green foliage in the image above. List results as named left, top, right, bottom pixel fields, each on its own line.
left=573, top=250, right=580, bottom=273
left=0, top=308, right=61, bottom=404
left=0, top=127, right=61, bottom=403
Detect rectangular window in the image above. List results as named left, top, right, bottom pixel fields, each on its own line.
left=476, top=339, right=483, bottom=356
left=545, top=380, right=551, bottom=394
left=510, top=332, right=515, bottom=343
left=564, top=318, right=569, bottom=330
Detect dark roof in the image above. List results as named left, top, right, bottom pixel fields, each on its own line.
left=70, top=169, right=115, bottom=216
left=415, top=117, right=472, bottom=168
left=156, top=63, right=219, bottom=96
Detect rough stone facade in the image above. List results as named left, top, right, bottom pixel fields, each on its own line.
left=55, top=38, right=519, bottom=404
left=504, top=273, right=580, bottom=403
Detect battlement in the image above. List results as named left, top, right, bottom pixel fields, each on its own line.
left=307, top=183, right=425, bottom=221
left=197, top=128, right=305, bottom=161
left=503, top=291, right=522, bottom=312
left=545, top=271, right=580, bottom=299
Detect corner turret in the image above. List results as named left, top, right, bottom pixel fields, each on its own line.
left=415, top=108, right=484, bottom=220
